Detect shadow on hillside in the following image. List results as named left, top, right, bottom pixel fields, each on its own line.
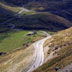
left=0, top=5, right=16, bottom=22
left=9, top=13, right=71, bottom=32
left=1, top=0, right=72, bottom=8
left=0, top=3, right=71, bottom=33
left=0, top=5, right=16, bottom=32
left=38, top=9, right=72, bottom=22
left=0, top=0, right=24, bottom=7
left=0, top=5, right=71, bottom=32
left=0, top=0, right=72, bottom=45
left=1, top=0, right=72, bottom=22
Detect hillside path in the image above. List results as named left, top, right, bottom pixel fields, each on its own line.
left=27, top=32, right=51, bottom=72
left=1, top=8, right=29, bottom=24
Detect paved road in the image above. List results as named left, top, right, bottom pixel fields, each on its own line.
left=28, top=33, right=51, bottom=72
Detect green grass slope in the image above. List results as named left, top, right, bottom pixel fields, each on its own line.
left=0, top=30, right=29, bottom=52
left=33, top=27, right=72, bottom=72
left=0, top=30, right=46, bottom=72
left=0, top=30, right=45, bottom=53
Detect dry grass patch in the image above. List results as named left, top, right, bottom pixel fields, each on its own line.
left=33, top=27, right=72, bottom=72
left=0, top=2, right=21, bottom=13
left=0, top=45, right=34, bottom=72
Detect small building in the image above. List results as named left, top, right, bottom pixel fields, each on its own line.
left=27, top=31, right=37, bottom=36
left=33, top=31, right=37, bottom=35
left=27, top=32, right=34, bottom=36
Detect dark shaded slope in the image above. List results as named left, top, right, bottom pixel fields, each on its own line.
left=0, top=1, right=72, bottom=32
left=0, top=3, right=16, bottom=32
left=0, top=6, right=15, bottom=23
left=1, top=0, right=72, bottom=22
left=9, top=12, right=72, bottom=31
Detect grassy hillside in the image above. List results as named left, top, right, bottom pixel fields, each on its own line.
left=0, top=30, right=28, bottom=52
left=0, top=1, right=72, bottom=72
left=33, top=27, right=72, bottom=72
left=0, top=43, right=35, bottom=72
left=1, top=0, right=72, bottom=10
left=0, top=2, right=21, bottom=22
left=0, top=2, right=35, bottom=32
left=0, top=30, right=46, bottom=72
left=10, top=12, right=72, bottom=31
left=0, top=2, right=19, bottom=32
left=0, top=2, right=21, bottom=13
left=1, top=0, right=72, bottom=22
left=0, top=1, right=72, bottom=54
left=0, top=30, right=46, bottom=54
left=0, top=1, right=72, bottom=33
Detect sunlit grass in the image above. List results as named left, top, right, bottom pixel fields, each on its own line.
left=34, top=27, right=72, bottom=72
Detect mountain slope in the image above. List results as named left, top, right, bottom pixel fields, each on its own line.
left=4, top=12, right=72, bottom=31
left=0, top=2, right=72, bottom=32
left=0, top=2, right=22, bottom=32
left=2, top=0, right=72, bottom=13
left=0, top=1, right=72, bottom=33
left=0, top=0, right=72, bottom=72
left=1, top=0, right=72, bottom=22
left=33, top=27, right=72, bottom=72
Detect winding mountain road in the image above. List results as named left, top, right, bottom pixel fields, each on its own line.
left=1, top=5, right=52, bottom=72
left=28, top=33, right=51, bottom=72
left=1, top=8, right=29, bottom=25
left=18, top=8, right=30, bottom=15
